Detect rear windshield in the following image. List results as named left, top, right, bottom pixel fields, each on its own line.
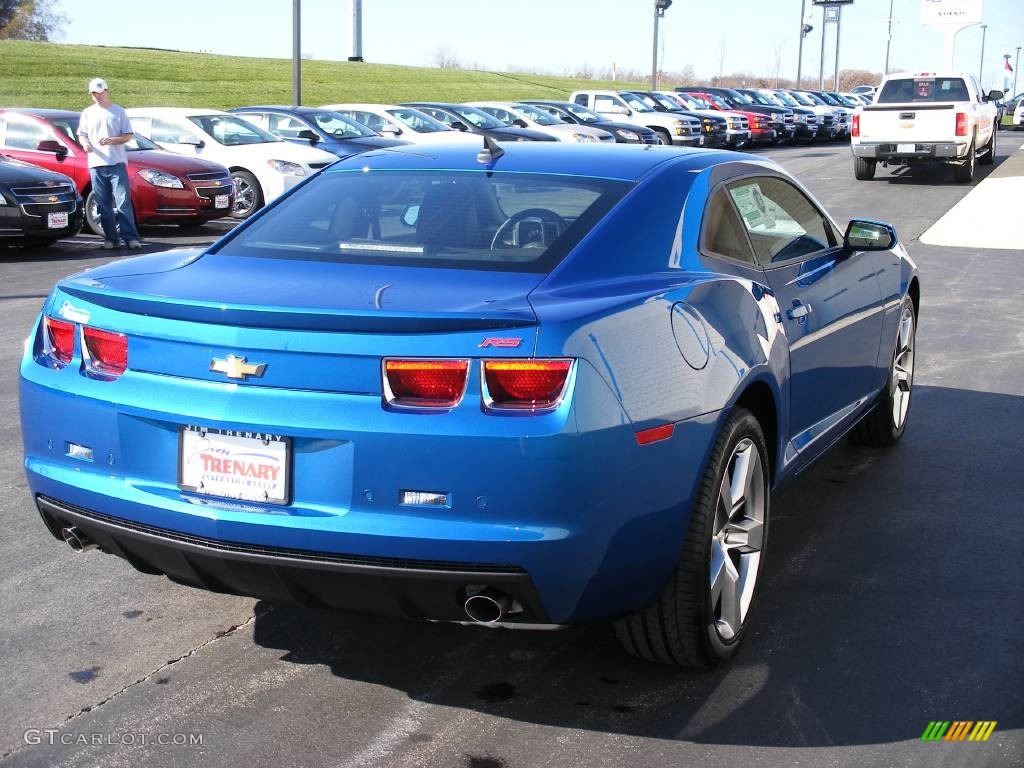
left=214, top=170, right=632, bottom=273
left=877, top=77, right=970, bottom=103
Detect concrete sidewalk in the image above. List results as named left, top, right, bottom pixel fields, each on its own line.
left=920, top=134, right=1024, bottom=248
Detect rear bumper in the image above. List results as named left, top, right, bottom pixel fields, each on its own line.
left=853, top=142, right=965, bottom=161
left=36, top=495, right=552, bottom=624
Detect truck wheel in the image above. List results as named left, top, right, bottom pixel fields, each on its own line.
left=953, top=140, right=976, bottom=183
left=853, top=157, right=876, bottom=180
left=980, top=128, right=996, bottom=166
left=653, top=128, right=672, bottom=146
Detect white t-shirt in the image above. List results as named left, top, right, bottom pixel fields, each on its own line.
left=78, top=103, right=133, bottom=168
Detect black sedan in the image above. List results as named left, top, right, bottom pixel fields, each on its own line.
left=402, top=103, right=556, bottom=142
left=521, top=100, right=659, bottom=144
left=0, top=154, right=83, bottom=248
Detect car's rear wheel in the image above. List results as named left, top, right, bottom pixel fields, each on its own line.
left=980, top=127, right=996, bottom=165
left=852, top=297, right=916, bottom=446
left=230, top=170, right=263, bottom=219
left=853, top=156, right=876, bottom=180
left=953, top=140, right=976, bottom=182
left=614, top=407, right=769, bottom=667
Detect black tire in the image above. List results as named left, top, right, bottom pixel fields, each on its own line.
left=851, top=297, right=916, bottom=446
left=84, top=190, right=103, bottom=236
left=980, top=128, right=996, bottom=165
left=613, top=407, right=770, bottom=668
left=853, top=156, right=876, bottom=180
left=85, top=190, right=140, bottom=237
left=952, top=140, right=976, bottom=182
left=653, top=128, right=672, bottom=146
left=230, top=170, right=263, bottom=220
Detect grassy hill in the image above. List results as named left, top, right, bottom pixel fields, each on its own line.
left=0, top=40, right=648, bottom=110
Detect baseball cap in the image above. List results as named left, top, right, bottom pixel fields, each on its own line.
left=88, top=78, right=109, bottom=93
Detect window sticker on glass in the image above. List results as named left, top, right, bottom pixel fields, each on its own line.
left=729, top=183, right=777, bottom=230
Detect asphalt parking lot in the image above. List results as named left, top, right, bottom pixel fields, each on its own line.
left=1, top=139, right=1022, bottom=768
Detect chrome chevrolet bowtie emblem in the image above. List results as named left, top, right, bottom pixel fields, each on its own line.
left=210, top=355, right=266, bottom=380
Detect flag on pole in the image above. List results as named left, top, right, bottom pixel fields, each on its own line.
left=1006, top=58, right=1014, bottom=73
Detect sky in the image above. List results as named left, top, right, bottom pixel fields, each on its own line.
left=52, top=0, right=1024, bottom=92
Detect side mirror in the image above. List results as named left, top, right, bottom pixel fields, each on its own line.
left=178, top=134, right=205, bottom=148
left=297, top=129, right=320, bottom=143
left=987, top=89, right=1004, bottom=102
left=844, top=219, right=897, bottom=251
left=450, top=121, right=469, bottom=132
left=512, top=118, right=529, bottom=128
left=36, top=139, right=68, bottom=159
left=380, top=124, right=402, bottom=136
left=400, top=204, right=419, bottom=227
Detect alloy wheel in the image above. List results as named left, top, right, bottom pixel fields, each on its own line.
left=891, top=307, right=915, bottom=430
left=709, top=437, right=766, bottom=641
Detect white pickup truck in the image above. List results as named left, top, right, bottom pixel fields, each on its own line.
left=569, top=90, right=703, bottom=147
left=851, top=71, right=1002, bottom=182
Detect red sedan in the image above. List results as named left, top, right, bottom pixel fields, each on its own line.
left=0, top=108, right=234, bottom=235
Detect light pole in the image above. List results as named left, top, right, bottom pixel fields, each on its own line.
left=883, top=0, right=895, bottom=75
left=1015, top=46, right=1021, bottom=96
left=292, top=0, right=301, bottom=105
left=978, top=24, right=987, bottom=86
left=651, top=0, right=672, bottom=91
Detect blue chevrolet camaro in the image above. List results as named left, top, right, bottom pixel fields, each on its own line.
left=20, top=140, right=918, bottom=667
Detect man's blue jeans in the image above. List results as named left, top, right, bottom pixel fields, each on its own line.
left=90, top=164, right=140, bottom=244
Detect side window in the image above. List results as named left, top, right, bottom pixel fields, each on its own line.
left=269, top=115, right=307, bottom=138
left=148, top=118, right=188, bottom=144
left=1, top=115, right=48, bottom=149
left=242, top=113, right=270, bottom=131
left=726, top=177, right=838, bottom=266
left=572, top=94, right=588, bottom=106
left=701, top=187, right=756, bottom=264
left=422, top=109, right=453, bottom=126
left=353, top=111, right=385, bottom=132
left=594, top=96, right=618, bottom=111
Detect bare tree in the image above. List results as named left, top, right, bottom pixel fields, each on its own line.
left=0, top=0, right=67, bottom=41
left=771, top=37, right=786, bottom=89
left=717, top=35, right=729, bottom=82
left=432, top=45, right=461, bottom=70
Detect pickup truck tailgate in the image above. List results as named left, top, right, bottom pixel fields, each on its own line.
left=859, top=104, right=956, bottom=142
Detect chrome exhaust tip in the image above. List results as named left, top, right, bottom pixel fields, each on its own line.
left=61, top=526, right=97, bottom=553
left=464, top=588, right=513, bottom=624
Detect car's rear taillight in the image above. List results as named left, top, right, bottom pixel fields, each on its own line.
left=851, top=113, right=860, bottom=137
left=482, top=359, right=572, bottom=411
left=44, top=316, right=75, bottom=364
left=383, top=359, right=469, bottom=408
left=83, top=327, right=128, bottom=377
left=955, top=112, right=968, bottom=136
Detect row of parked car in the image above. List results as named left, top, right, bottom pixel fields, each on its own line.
left=0, top=85, right=871, bottom=248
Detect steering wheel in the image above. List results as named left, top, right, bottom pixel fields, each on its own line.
left=490, top=208, right=566, bottom=249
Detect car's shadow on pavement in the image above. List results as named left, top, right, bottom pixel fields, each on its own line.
left=252, top=385, right=1023, bottom=749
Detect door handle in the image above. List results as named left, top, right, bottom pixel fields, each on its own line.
left=787, top=303, right=812, bottom=320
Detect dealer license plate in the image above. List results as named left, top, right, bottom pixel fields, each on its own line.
left=179, top=426, right=290, bottom=504
left=897, top=143, right=916, bottom=153
left=214, top=194, right=229, bottom=209
left=47, top=212, right=68, bottom=229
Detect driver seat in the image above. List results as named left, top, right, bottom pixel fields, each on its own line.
left=416, top=179, right=500, bottom=249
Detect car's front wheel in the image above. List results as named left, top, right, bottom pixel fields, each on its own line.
left=653, top=128, right=672, bottom=145
left=231, top=170, right=263, bottom=219
left=614, top=407, right=769, bottom=667
left=852, top=297, right=916, bottom=446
